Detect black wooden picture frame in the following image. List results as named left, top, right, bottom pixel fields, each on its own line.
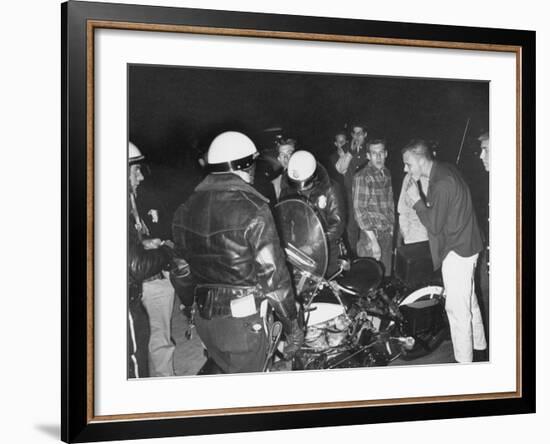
left=61, top=1, right=536, bottom=442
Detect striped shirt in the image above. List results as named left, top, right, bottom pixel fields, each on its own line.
left=353, top=163, right=395, bottom=234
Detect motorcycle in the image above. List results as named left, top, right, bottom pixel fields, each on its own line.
left=273, top=198, right=448, bottom=371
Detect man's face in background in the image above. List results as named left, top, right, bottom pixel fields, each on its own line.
left=351, top=126, right=366, bottom=149
left=129, top=164, right=144, bottom=195
left=334, top=133, right=348, bottom=151
left=277, top=144, right=295, bottom=170
left=402, top=151, right=423, bottom=181
left=479, top=137, right=490, bottom=172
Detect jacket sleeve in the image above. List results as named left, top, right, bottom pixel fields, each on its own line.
left=325, top=182, right=346, bottom=244
left=128, top=227, right=172, bottom=283
left=413, top=179, right=451, bottom=236
left=352, top=174, right=374, bottom=232
left=245, top=204, right=297, bottom=330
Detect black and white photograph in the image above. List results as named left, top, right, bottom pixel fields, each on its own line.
left=46, top=0, right=539, bottom=443
left=127, top=64, right=490, bottom=378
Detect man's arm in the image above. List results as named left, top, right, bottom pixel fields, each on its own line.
left=246, top=205, right=303, bottom=358
left=324, top=182, right=346, bottom=243
left=352, top=174, right=381, bottom=258
left=410, top=180, right=451, bottom=235
left=246, top=205, right=297, bottom=326
left=388, top=180, right=395, bottom=226
left=128, top=231, right=172, bottom=282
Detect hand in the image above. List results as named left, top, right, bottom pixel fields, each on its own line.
left=336, top=146, right=345, bottom=158
left=147, top=209, right=159, bottom=223
left=161, top=239, right=175, bottom=249
left=142, top=238, right=162, bottom=250
left=406, top=179, right=421, bottom=204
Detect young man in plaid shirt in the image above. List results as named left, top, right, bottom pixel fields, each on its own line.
left=352, top=139, right=395, bottom=275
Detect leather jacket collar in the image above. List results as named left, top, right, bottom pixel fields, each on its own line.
left=196, top=173, right=269, bottom=203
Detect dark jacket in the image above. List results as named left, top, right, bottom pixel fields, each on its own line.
left=128, top=215, right=172, bottom=302
left=171, top=173, right=297, bottom=325
left=413, top=161, right=483, bottom=270
left=281, top=163, right=346, bottom=275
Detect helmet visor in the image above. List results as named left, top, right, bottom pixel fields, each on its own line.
left=207, top=152, right=258, bottom=173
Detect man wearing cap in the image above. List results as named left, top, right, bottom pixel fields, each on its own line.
left=128, top=142, right=174, bottom=378
left=172, top=131, right=303, bottom=374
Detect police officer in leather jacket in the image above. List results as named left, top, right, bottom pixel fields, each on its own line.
left=172, top=131, right=303, bottom=374
left=281, top=150, right=346, bottom=277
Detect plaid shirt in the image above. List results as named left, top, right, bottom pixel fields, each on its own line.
left=352, top=163, right=395, bottom=234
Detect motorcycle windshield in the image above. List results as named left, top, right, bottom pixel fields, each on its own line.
left=274, top=198, right=328, bottom=278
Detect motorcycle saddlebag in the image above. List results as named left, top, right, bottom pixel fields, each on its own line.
left=395, top=241, right=438, bottom=285
left=400, top=298, right=444, bottom=337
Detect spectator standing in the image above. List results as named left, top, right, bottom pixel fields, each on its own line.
left=402, top=139, right=487, bottom=362
left=352, top=139, right=395, bottom=275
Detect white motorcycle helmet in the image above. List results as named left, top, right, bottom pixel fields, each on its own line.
left=287, top=150, right=317, bottom=191
left=129, top=141, right=144, bottom=164
left=206, top=131, right=259, bottom=173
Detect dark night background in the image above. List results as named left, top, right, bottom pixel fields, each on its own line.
left=129, top=64, right=489, bottom=240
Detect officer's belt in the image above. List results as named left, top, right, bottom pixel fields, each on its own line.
left=195, top=284, right=264, bottom=320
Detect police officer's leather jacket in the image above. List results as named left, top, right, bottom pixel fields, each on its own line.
left=281, top=163, right=346, bottom=275
left=171, top=173, right=297, bottom=328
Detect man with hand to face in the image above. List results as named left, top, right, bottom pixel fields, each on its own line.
left=352, top=139, right=395, bottom=275
left=402, top=140, right=487, bottom=363
left=336, top=123, right=370, bottom=256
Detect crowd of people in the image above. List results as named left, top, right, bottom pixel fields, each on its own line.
left=127, top=122, right=491, bottom=378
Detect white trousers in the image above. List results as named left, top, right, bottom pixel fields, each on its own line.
left=142, top=275, right=175, bottom=376
left=441, top=251, right=487, bottom=362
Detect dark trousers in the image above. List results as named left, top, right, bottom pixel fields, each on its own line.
left=346, top=217, right=360, bottom=258
left=357, top=230, right=393, bottom=276
left=195, top=311, right=268, bottom=374
left=128, top=297, right=150, bottom=378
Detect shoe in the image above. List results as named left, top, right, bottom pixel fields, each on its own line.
left=473, top=349, right=488, bottom=362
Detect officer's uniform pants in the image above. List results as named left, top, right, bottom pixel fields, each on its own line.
left=195, top=311, right=268, bottom=374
